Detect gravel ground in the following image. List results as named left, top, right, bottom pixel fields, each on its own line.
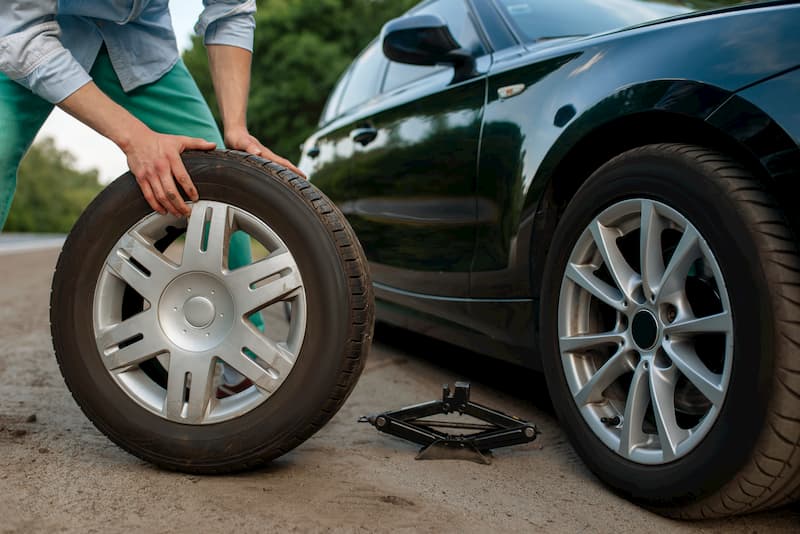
left=0, top=248, right=798, bottom=533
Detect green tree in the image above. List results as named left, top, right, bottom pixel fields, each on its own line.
left=6, top=137, right=103, bottom=233
left=183, top=0, right=417, bottom=160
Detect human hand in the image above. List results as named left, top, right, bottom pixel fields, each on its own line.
left=225, top=128, right=306, bottom=179
left=123, top=127, right=216, bottom=216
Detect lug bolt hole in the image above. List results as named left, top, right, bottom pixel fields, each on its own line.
left=660, top=303, right=678, bottom=324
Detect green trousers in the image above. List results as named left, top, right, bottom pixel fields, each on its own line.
left=0, top=49, right=262, bottom=329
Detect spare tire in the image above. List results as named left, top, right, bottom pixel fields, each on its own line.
left=50, top=150, right=373, bottom=473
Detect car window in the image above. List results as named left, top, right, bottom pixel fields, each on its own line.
left=320, top=68, right=351, bottom=125
left=419, top=0, right=485, bottom=57
left=383, top=62, right=445, bottom=95
left=472, top=0, right=517, bottom=51
left=494, top=0, right=692, bottom=42
left=383, top=0, right=486, bottom=93
left=337, top=41, right=387, bottom=114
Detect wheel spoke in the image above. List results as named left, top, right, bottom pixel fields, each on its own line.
left=664, top=311, right=731, bottom=336
left=565, top=263, right=626, bottom=312
left=640, top=200, right=665, bottom=300
left=589, top=220, right=639, bottom=302
left=164, top=353, right=217, bottom=423
left=97, top=310, right=166, bottom=371
left=225, top=249, right=296, bottom=291
left=649, top=365, right=690, bottom=461
left=106, top=234, right=178, bottom=301
left=219, top=349, right=280, bottom=394
left=220, top=325, right=294, bottom=393
left=238, top=324, right=294, bottom=374
left=235, top=266, right=303, bottom=316
left=573, top=349, right=634, bottom=405
left=658, top=226, right=700, bottom=299
left=560, top=331, right=625, bottom=353
left=183, top=201, right=231, bottom=271
left=619, top=361, right=650, bottom=457
left=663, top=340, right=725, bottom=406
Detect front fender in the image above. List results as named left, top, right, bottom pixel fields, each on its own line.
left=706, top=67, right=800, bottom=234
left=529, top=79, right=732, bottom=208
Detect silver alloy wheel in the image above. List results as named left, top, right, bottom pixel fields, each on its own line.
left=92, top=200, right=307, bottom=425
left=558, top=199, right=733, bottom=465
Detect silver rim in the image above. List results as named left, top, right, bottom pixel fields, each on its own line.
left=558, top=199, right=733, bottom=464
left=93, top=201, right=307, bottom=425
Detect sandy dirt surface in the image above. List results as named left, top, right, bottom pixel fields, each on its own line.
left=0, top=249, right=798, bottom=533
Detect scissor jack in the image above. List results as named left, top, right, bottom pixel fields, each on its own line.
left=359, top=382, right=539, bottom=464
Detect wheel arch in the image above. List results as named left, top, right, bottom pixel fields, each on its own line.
left=524, top=104, right=800, bottom=308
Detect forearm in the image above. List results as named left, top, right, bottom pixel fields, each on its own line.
left=58, top=82, right=148, bottom=151
left=207, top=44, right=252, bottom=138
left=206, top=43, right=305, bottom=178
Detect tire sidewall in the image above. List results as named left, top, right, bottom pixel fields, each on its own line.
left=52, top=152, right=355, bottom=467
left=539, top=147, right=774, bottom=506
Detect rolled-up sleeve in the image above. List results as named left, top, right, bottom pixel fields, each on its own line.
left=195, top=0, right=257, bottom=52
left=0, top=1, right=91, bottom=103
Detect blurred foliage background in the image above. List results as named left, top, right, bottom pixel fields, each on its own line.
left=6, top=138, right=103, bottom=233
left=8, top=0, right=749, bottom=233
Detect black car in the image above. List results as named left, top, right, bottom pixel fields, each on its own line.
left=299, top=0, right=800, bottom=518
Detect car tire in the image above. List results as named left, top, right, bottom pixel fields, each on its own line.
left=50, top=150, right=373, bottom=473
left=540, top=143, right=800, bottom=517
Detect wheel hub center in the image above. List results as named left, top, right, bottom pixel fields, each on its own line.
left=631, top=309, right=659, bottom=350
left=184, top=296, right=215, bottom=328
left=158, top=272, right=235, bottom=352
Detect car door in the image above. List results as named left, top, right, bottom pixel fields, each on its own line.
left=342, top=0, right=490, bottom=298
left=299, top=44, right=383, bottom=205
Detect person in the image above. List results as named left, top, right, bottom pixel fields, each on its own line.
left=0, top=0, right=304, bottom=222
left=0, top=0, right=301, bottom=395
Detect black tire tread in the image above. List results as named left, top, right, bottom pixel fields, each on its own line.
left=599, top=144, right=800, bottom=518
left=50, top=149, right=373, bottom=474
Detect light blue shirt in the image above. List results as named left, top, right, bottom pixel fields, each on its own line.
left=0, top=0, right=256, bottom=104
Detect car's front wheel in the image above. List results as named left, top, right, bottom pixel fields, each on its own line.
left=540, top=144, right=800, bottom=517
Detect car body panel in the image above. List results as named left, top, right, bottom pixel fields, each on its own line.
left=474, top=3, right=800, bottom=293
left=343, top=73, right=487, bottom=298
left=303, top=0, right=800, bottom=368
